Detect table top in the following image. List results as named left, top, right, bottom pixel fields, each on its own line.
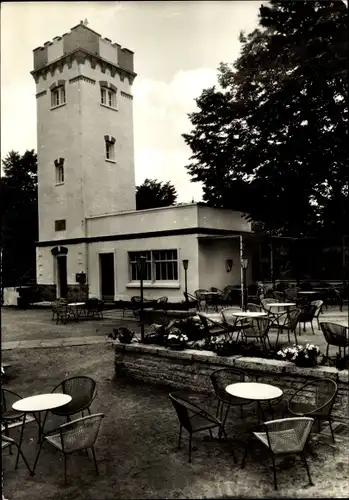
left=232, top=311, right=268, bottom=318
left=13, top=393, right=72, bottom=412
left=298, top=291, right=317, bottom=294
left=68, top=302, right=86, bottom=307
left=201, top=291, right=221, bottom=295
left=267, top=302, right=296, bottom=307
left=225, top=382, right=283, bottom=401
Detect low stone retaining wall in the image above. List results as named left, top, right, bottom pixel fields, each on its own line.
left=114, top=344, right=349, bottom=422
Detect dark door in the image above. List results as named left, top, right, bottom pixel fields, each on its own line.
left=57, top=256, right=68, bottom=298
left=100, top=253, right=115, bottom=301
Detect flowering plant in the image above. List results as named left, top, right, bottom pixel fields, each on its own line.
left=107, top=327, right=135, bottom=344
left=277, top=344, right=321, bottom=367
left=166, top=327, right=188, bottom=349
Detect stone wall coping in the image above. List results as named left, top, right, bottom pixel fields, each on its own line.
left=114, top=342, right=347, bottom=383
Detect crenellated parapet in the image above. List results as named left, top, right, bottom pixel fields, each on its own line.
left=31, top=21, right=136, bottom=85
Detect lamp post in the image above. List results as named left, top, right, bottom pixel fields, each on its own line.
left=241, top=258, right=248, bottom=311
left=137, top=255, right=147, bottom=342
left=182, top=259, right=189, bottom=307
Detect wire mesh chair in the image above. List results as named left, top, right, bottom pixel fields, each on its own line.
left=274, top=308, right=301, bottom=347
left=241, top=318, right=272, bottom=351
left=320, top=322, right=349, bottom=358
left=183, top=292, right=199, bottom=309
left=55, top=301, right=74, bottom=325
left=1, top=389, right=26, bottom=439
left=210, top=368, right=254, bottom=428
left=297, top=304, right=317, bottom=335
left=311, top=300, right=324, bottom=330
left=261, top=298, right=285, bottom=328
left=242, top=417, right=314, bottom=490
left=169, top=393, right=233, bottom=463
left=194, top=289, right=209, bottom=312
left=85, top=298, right=104, bottom=320
left=284, top=288, right=299, bottom=302
left=51, top=376, right=97, bottom=420
left=197, top=313, right=235, bottom=341
left=274, top=291, right=285, bottom=302
left=51, top=298, right=68, bottom=321
left=221, top=307, right=251, bottom=341
left=33, top=413, right=104, bottom=484
left=130, top=296, right=142, bottom=320
left=287, top=378, right=338, bottom=442
left=247, top=302, right=263, bottom=312
left=2, top=434, right=33, bottom=475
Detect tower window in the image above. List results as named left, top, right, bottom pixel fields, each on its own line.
left=105, top=136, right=116, bottom=161
left=54, top=158, right=65, bottom=184
left=55, top=220, right=66, bottom=231
left=51, top=86, right=66, bottom=108
left=56, top=164, right=64, bottom=184
left=101, top=87, right=116, bottom=108
left=105, top=140, right=115, bottom=161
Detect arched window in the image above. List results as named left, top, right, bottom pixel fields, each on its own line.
left=54, top=158, right=64, bottom=184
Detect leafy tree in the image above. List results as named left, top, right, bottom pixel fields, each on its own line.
left=136, top=178, right=177, bottom=210
left=1, top=150, right=38, bottom=287
left=183, top=0, right=348, bottom=237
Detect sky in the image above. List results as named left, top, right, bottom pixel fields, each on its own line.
left=1, top=1, right=261, bottom=202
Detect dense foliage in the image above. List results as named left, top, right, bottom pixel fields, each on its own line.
left=183, top=1, right=348, bottom=237
left=1, top=150, right=38, bottom=287
left=136, top=178, right=178, bottom=210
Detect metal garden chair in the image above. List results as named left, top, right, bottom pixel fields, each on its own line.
left=273, top=308, right=301, bottom=347
left=286, top=378, right=338, bottom=442
left=51, top=376, right=97, bottom=421
left=32, top=413, right=104, bottom=484
left=194, top=289, right=209, bottom=312
left=198, top=313, right=236, bottom=341
left=297, top=303, right=317, bottom=334
left=241, top=317, right=272, bottom=351
left=319, top=322, right=349, bottom=358
left=210, top=368, right=254, bottom=428
left=247, top=302, right=263, bottom=312
left=2, top=434, right=33, bottom=475
left=169, top=393, right=233, bottom=463
left=241, top=417, right=314, bottom=490
left=311, top=300, right=324, bottom=330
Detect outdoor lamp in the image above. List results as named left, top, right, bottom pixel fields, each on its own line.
left=241, top=258, right=248, bottom=269
left=225, top=259, right=233, bottom=272
left=182, top=259, right=189, bottom=270
left=137, top=255, right=147, bottom=274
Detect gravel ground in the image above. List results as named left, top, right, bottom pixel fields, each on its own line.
left=2, top=344, right=349, bottom=499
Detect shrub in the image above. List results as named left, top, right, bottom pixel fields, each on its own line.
left=109, top=327, right=135, bottom=344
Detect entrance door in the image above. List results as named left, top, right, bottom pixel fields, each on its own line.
left=57, top=255, right=68, bottom=298
left=100, top=253, right=115, bottom=301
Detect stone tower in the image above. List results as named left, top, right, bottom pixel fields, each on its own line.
left=32, top=21, right=137, bottom=245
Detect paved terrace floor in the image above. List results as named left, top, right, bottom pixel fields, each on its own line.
left=1, top=305, right=348, bottom=353
left=2, top=344, right=349, bottom=499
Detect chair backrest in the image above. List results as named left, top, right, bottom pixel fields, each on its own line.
left=194, top=289, right=208, bottom=300
left=285, top=288, right=298, bottom=300
left=287, top=307, right=301, bottom=329
left=1, top=388, right=23, bottom=416
left=264, top=417, right=314, bottom=453
left=169, top=393, right=195, bottom=433
left=274, top=291, right=285, bottom=301
left=210, top=368, right=252, bottom=401
left=247, top=303, right=262, bottom=312
left=59, top=413, right=104, bottom=453
left=157, top=296, right=168, bottom=304
left=311, top=300, right=323, bottom=318
left=292, top=378, right=338, bottom=417
left=261, top=298, right=277, bottom=312
left=299, top=303, right=317, bottom=320
left=131, top=296, right=142, bottom=305
left=249, top=317, right=271, bottom=336
left=320, top=322, right=349, bottom=347
left=52, top=376, right=97, bottom=414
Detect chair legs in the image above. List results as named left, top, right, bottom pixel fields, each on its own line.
left=188, top=434, right=192, bottom=463
left=328, top=419, right=336, bottom=443
left=178, top=424, right=182, bottom=449
left=91, top=446, right=99, bottom=475
left=64, top=454, right=68, bottom=485
left=301, top=451, right=313, bottom=485
left=271, top=453, right=278, bottom=490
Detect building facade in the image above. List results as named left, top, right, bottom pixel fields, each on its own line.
left=33, top=22, right=252, bottom=302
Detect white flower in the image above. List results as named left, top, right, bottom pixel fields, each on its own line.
left=305, top=354, right=309, bottom=358
left=168, top=334, right=177, bottom=340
